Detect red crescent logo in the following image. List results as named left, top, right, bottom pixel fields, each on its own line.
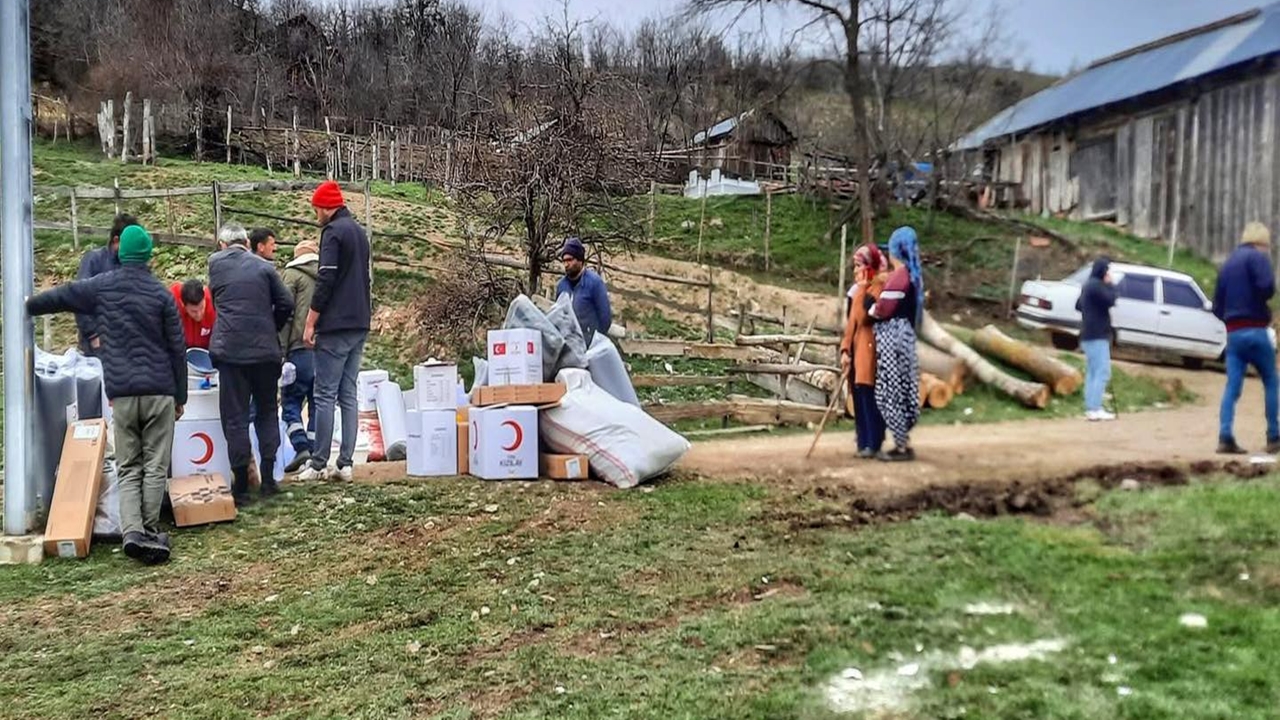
left=192, top=432, right=215, bottom=464
left=501, top=420, right=523, bottom=452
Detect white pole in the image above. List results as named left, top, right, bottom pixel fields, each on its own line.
left=1, top=0, right=37, bottom=535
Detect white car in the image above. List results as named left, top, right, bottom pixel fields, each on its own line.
left=1016, top=262, right=1227, bottom=366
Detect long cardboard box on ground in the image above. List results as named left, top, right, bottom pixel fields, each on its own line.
left=44, top=419, right=109, bottom=559
left=169, top=474, right=237, bottom=527
left=487, top=329, right=543, bottom=386
left=469, top=405, right=538, bottom=480
left=473, top=383, right=565, bottom=407
left=540, top=453, right=589, bottom=481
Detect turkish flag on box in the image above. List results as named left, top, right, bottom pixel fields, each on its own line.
left=468, top=405, right=538, bottom=480
left=486, top=329, right=543, bottom=386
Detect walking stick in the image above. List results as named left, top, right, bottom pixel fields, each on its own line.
left=807, top=367, right=851, bottom=459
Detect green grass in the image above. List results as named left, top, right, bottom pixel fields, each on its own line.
left=3, top=471, right=1280, bottom=718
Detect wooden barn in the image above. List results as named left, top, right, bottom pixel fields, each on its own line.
left=957, top=3, right=1280, bottom=261
left=688, top=108, right=796, bottom=182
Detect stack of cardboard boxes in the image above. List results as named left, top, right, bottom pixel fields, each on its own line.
left=404, top=329, right=588, bottom=481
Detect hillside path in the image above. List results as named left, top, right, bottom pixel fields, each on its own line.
left=680, top=365, right=1270, bottom=495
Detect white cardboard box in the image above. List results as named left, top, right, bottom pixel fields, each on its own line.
left=357, top=370, right=390, bottom=412
left=173, top=418, right=288, bottom=483
left=469, top=405, right=538, bottom=480
left=414, top=362, right=459, bottom=410
left=406, top=409, right=458, bottom=477
left=486, top=329, right=543, bottom=387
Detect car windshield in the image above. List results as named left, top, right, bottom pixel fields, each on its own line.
left=1064, top=266, right=1092, bottom=286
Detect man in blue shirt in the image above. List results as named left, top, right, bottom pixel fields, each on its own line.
left=555, top=237, right=612, bottom=346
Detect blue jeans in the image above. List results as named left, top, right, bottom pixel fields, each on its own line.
left=310, top=330, right=367, bottom=470
left=1220, top=328, right=1279, bottom=444
left=1082, top=339, right=1111, bottom=413
left=281, top=348, right=316, bottom=454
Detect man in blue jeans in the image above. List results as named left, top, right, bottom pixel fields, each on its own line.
left=1075, top=257, right=1117, bottom=421
left=1215, top=222, right=1279, bottom=455
left=296, top=181, right=372, bottom=482
left=279, top=239, right=319, bottom=471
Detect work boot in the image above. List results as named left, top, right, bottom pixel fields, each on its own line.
left=284, top=450, right=312, bottom=474
left=123, top=531, right=169, bottom=565
left=232, top=466, right=253, bottom=508
left=1217, top=440, right=1248, bottom=456
left=142, top=532, right=171, bottom=565
left=260, top=459, right=280, bottom=499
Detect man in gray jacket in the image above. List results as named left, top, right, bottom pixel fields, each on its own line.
left=208, top=231, right=295, bottom=505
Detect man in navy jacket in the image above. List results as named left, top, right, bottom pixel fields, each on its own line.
left=556, top=237, right=612, bottom=346
left=1214, top=222, right=1279, bottom=454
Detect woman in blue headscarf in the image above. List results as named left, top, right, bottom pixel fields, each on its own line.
left=868, top=226, right=924, bottom=462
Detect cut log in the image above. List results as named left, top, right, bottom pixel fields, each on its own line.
left=971, top=324, right=1083, bottom=396
left=917, top=341, right=967, bottom=394
left=918, top=372, right=954, bottom=409
left=919, top=313, right=1051, bottom=409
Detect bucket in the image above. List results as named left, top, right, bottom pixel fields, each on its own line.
left=185, top=388, right=221, bottom=421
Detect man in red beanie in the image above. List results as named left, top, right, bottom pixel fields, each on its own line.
left=296, top=180, right=372, bottom=482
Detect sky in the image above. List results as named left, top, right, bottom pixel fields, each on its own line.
left=473, top=0, right=1264, bottom=74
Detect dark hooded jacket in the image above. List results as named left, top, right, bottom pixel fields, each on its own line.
left=1075, top=258, right=1117, bottom=342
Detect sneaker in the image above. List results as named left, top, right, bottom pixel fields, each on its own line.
left=856, top=448, right=877, bottom=460
left=1087, top=409, right=1117, bottom=422
left=141, top=532, right=171, bottom=565
left=284, top=450, right=312, bottom=474
left=1217, top=440, right=1248, bottom=455
left=295, top=464, right=327, bottom=482
left=330, top=465, right=354, bottom=483
left=1266, top=439, right=1280, bottom=455
left=122, top=531, right=147, bottom=561
left=877, top=447, right=916, bottom=463
left=123, top=531, right=169, bottom=565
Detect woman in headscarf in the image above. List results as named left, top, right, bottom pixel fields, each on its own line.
left=840, top=244, right=888, bottom=458
left=869, top=226, right=924, bottom=462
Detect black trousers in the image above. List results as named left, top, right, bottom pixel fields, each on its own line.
left=853, top=384, right=886, bottom=453
left=216, top=362, right=281, bottom=470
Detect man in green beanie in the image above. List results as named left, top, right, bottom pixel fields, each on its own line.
left=28, top=225, right=187, bottom=565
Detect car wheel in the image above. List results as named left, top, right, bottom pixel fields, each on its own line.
left=1050, top=332, right=1079, bottom=351
left=1182, top=356, right=1205, bottom=371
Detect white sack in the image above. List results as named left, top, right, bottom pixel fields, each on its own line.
left=584, top=333, right=640, bottom=407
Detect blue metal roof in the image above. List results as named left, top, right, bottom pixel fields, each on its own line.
left=956, top=3, right=1280, bottom=150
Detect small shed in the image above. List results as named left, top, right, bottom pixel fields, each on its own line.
left=689, top=109, right=796, bottom=182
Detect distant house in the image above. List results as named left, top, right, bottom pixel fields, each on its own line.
left=957, top=3, right=1280, bottom=261
left=689, top=109, right=796, bottom=182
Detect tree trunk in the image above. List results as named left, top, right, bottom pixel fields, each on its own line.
left=919, top=372, right=954, bottom=409
left=919, top=313, right=1051, bottom=409
left=917, top=341, right=967, bottom=393
left=971, top=325, right=1083, bottom=396
left=842, top=14, right=876, bottom=245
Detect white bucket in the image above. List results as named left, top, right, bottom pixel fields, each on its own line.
left=185, top=388, right=220, bottom=421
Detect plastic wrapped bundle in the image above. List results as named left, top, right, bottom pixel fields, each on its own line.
left=503, top=295, right=565, bottom=381
left=33, top=348, right=106, bottom=513
left=546, top=294, right=588, bottom=371
left=584, top=333, right=640, bottom=407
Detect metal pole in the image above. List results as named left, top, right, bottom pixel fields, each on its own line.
left=2, top=0, right=37, bottom=535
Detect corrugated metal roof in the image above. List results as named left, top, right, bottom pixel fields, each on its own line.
left=692, top=109, right=754, bottom=146
left=956, top=2, right=1280, bottom=150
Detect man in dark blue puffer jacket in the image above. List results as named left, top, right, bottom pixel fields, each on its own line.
left=28, top=225, right=186, bottom=565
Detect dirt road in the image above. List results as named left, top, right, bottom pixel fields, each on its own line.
left=681, top=365, right=1272, bottom=495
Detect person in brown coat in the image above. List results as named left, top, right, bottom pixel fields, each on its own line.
left=840, top=244, right=888, bottom=458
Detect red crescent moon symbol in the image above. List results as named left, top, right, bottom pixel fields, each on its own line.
left=192, top=432, right=215, bottom=464
left=501, top=420, right=523, bottom=452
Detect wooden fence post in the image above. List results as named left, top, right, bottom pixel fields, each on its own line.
left=764, top=189, right=773, bottom=272
left=69, top=188, right=79, bottom=250
left=120, top=91, right=132, bottom=163
left=292, top=107, right=301, bottom=178
left=647, top=180, right=656, bottom=241
left=165, top=188, right=177, bottom=240
left=212, top=181, right=222, bottom=238
left=1007, top=236, right=1022, bottom=317
left=696, top=185, right=708, bottom=264
left=705, top=266, right=716, bottom=343
left=837, top=224, right=848, bottom=327
left=226, top=105, right=233, bottom=164
left=363, top=180, right=374, bottom=245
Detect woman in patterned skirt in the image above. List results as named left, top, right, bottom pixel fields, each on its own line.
left=869, top=227, right=924, bottom=462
